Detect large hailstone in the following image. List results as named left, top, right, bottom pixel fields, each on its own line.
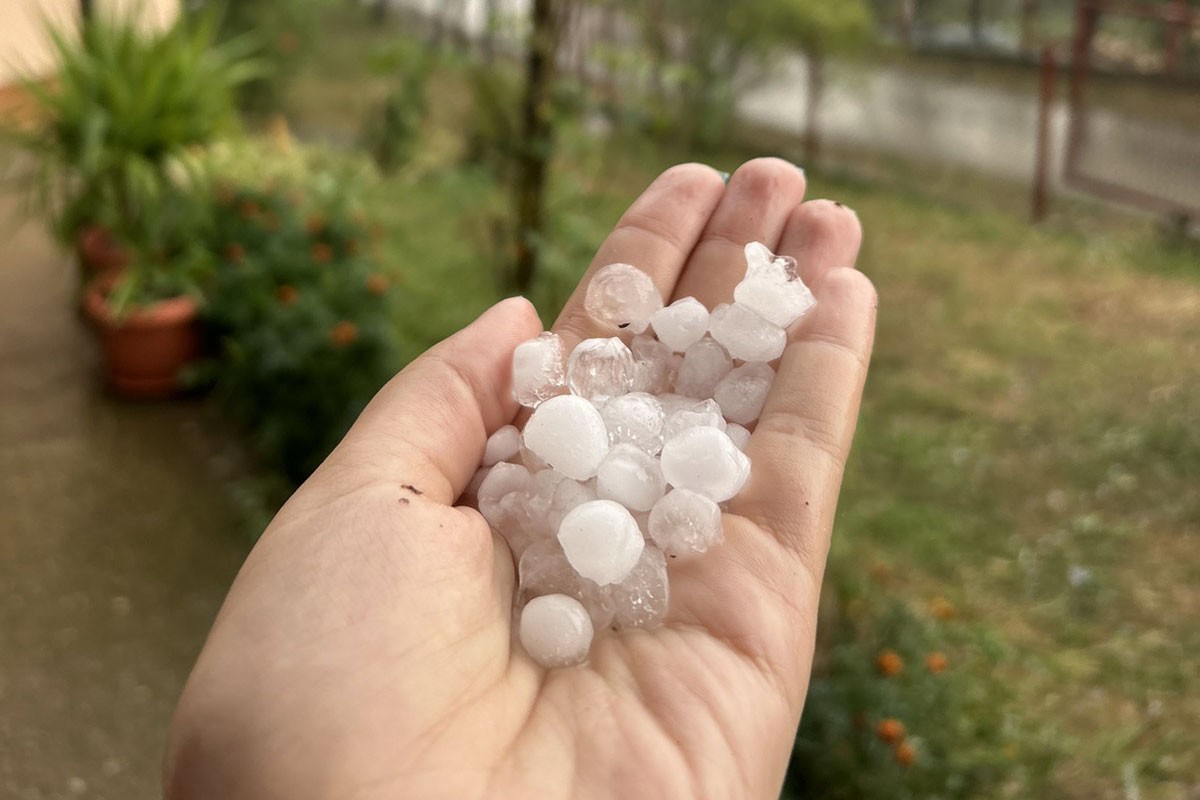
left=648, top=488, right=723, bottom=557
left=674, top=338, right=733, bottom=399
left=708, top=303, right=786, bottom=362
left=600, top=392, right=665, bottom=455
left=584, top=263, right=663, bottom=333
left=519, top=593, right=594, bottom=668
left=650, top=297, right=709, bottom=353
left=523, top=395, right=610, bottom=480
left=567, top=337, right=635, bottom=402
left=519, top=538, right=616, bottom=628
left=659, top=426, right=750, bottom=503
left=734, top=242, right=816, bottom=328
left=557, top=499, right=644, bottom=585
left=610, top=546, right=670, bottom=629
left=482, top=425, right=521, bottom=466
left=712, top=362, right=775, bottom=425
left=596, top=444, right=667, bottom=512
left=511, top=332, right=567, bottom=407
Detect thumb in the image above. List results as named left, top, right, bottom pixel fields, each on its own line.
left=329, top=296, right=543, bottom=504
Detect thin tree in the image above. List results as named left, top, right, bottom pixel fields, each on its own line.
left=968, top=0, right=984, bottom=48
left=482, top=0, right=498, bottom=63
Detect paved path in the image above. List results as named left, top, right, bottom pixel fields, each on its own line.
left=0, top=195, right=248, bottom=799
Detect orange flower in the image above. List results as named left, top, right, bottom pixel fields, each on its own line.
left=305, top=214, right=326, bottom=235
left=330, top=321, right=358, bottom=347
left=930, top=597, right=956, bottom=620
left=925, top=652, right=948, bottom=674
left=876, top=718, right=906, bottom=744
left=895, top=741, right=917, bottom=767
left=868, top=561, right=892, bottom=582
left=311, top=242, right=333, bottom=264
left=239, top=200, right=261, bottom=220
left=875, top=649, right=904, bottom=677
left=366, top=274, right=389, bottom=296
left=224, top=242, right=245, bottom=263
left=276, top=285, right=299, bottom=306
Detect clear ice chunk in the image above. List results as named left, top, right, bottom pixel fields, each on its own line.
left=650, top=297, right=709, bottom=353
left=674, top=337, right=733, bottom=399
left=708, top=303, right=786, bottom=362
left=519, top=593, right=594, bottom=668
left=611, top=546, right=669, bottom=629
left=662, top=397, right=726, bottom=442
left=567, top=337, right=635, bottom=403
left=557, top=499, right=645, bottom=585
left=511, top=332, right=567, bottom=408
left=600, top=392, right=665, bottom=455
left=629, top=334, right=677, bottom=395
left=659, top=426, right=750, bottom=503
left=648, top=488, right=723, bottom=557
left=523, top=395, right=610, bottom=481
left=734, top=242, right=816, bottom=328
left=519, top=538, right=615, bottom=629
left=476, top=462, right=531, bottom=528
left=712, top=361, right=775, bottom=425
left=584, top=263, right=663, bottom=333
left=596, top=444, right=667, bottom=512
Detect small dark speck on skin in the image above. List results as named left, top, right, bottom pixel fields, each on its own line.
left=617, top=322, right=630, bottom=329
left=401, top=483, right=423, bottom=495
left=804, top=501, right=810, bottom=506
left=398, top=497, right=410, bottom=505
left=669, top=554, right=677, bottom=559
left=832, top=201, right=845, bottom=208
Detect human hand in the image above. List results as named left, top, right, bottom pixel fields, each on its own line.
left=164, top=158, right=875, bottom=800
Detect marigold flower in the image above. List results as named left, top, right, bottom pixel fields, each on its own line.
left=930, top=597, right=956, bottom=620
left=925, top=652, right=948, bottom=673
left=330, top=321, right=358, bottom=347
left=875, top=649, right=904, bottom=677
left=305, top=214, right=326, bottom=235
left=312, top=242, right=333, bottom=264
left=224, top=243, right=245, bottom=263
left=276, top=285, right=299, bottom=306
left=876, top=718, right=906, bottom=744
left=366, top=274, right=390, bottom=296
left=895, top=741, right=917, bottom=767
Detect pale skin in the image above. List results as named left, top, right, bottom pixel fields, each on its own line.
left=164, top=158, right=877, bottom=800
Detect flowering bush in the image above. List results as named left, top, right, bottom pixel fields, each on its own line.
left=199, top=146, right=397, bottom=484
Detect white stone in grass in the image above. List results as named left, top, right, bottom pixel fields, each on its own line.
left=511, top=332, right=567, bottom=408
left=735, top=242, right=816, bottom=328
left=482, top=424, right=521, bottom=466
left=712, top=362, right=775, bottom=425
left=596, top=444, right=667, bottom=512
left=519, top=593, right=594, bottom=668
left=567, top=338, right=635, bottom=402
left=519, top=538, right=615, bottom=628
left=708, top=303, right=786, bottom=362
left=674, top=338, right=733, bottom=399
left=629, top=334, right=677, bottom=395
left=600, top=392, right=664, bottom=455
left=557, top=499, right=644, bottom=585
left=648, top=488, right=723, bottom=557
left=611, top=546, right=670, bottom=629
left=725, top=423, right=751, bottom=451
left=476, top=462, right=531, bottom=528
left=662, top=398, right=726, bottom=441
left=584, top=263, right=663, bottom=333
left=650, top=297, right=709, bottom=353
left=659, top=426, right=750, bottom=503
left=523, top=395, right=609, bottom=481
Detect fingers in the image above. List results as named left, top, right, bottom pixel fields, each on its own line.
left=730, top=268, right=878, bottom=577
left=328, top=297, right=544, bottom=504
left=552, top=163, right=726, bottom=346
left=776, top=199, right=863, bottom=286
left=671, top=158, right=808, bottom=308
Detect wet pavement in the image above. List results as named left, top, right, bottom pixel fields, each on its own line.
left=0, top=196, right=249, bottom=800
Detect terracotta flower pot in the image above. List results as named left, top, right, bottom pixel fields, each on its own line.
left=82, top=276, right=202, bottom=399
left=75, top=225, right=130, bottom=275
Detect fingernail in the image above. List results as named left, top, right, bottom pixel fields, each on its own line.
left=716, top=170, right=731, bottom=184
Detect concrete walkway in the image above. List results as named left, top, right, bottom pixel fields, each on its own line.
left=0, top=197, right=248, bottom=799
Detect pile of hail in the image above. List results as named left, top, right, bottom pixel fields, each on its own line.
left=468, top=242, right=816, bottom=668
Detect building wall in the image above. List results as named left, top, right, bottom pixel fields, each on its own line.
left=0, top=0, right=179, bottom=88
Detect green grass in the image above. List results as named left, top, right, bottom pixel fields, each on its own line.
left=282, top=12, right=1200, bottom=798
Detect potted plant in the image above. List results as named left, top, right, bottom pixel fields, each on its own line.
left=6, top=10, right=259, bottom=396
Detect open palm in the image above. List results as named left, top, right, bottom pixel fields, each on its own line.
left=165, top=159, right=876, bottom=800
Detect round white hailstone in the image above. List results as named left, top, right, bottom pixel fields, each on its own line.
left=650, top=297, right=710, bottom=353
left=657, top=393, right=699, bottom=418
left=648, top=488, right=723, bottom=557
left=477, top=462, right=531, bottom=528
left=524, top=395, right=610, bottom=481
left=659, top=426, right=750, bottom=503
left=725, top=423, right=751, bottom=451
left=629, top=334, right=677, bottom=395
left=519, top=538, right=615, bottom=628
left=712, top=361, right=775, bottom=425
left=674, top=338, right=733, bottom=399
left=482, top=424, right=521, bottom=466
left=511, top=332, right=567, bottom=407
left=548, top=477, right=599, bottom=532
left=519, top=593, right=595, bottom=668
left=734, top=242, right=816, bottom=328
left=600, top=392, right=665, bottom=455
left=611, top=546, right=670, bottom=629
left=596, top=444, right=667, bottom=512
left=557, top=499, right=645, bottom=585
left=567, top=337, right=635, bottom=402
left=584, top=263, right=663, bottom=333
left=708, top=303, right=787, bottom=362
left=662, top=398, right=726, bottom=441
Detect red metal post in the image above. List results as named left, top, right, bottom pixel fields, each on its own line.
left=1032, top=46, right=1057, bottom=223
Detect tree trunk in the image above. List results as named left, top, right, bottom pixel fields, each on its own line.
left=370, top=0, right=388, bottom=24
left=802, top=49, right=825, bottom=164
left=897, top=0, right=915, bottom=45
left=512, top=0, right=562, bottom=292
left=1020, top=0, right=1040, bottom=51
left=482, top=0, right=498, bottom=63
left=968, top=0, right=984, bottom=48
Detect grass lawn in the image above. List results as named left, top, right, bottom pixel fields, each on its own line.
left=282, top=12, right=1199, bottom=798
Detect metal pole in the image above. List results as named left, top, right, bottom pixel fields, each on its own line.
left=1032, top=46, right=1057, bottom=223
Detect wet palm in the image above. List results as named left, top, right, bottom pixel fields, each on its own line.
left=165, top=159, right=876, bottom=800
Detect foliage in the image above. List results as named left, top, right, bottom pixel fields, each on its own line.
left=198, top=142, right=397, bottom=484
left=5, top=9, right=259, bottom=309
left=360, top=40, right=435, bottom=173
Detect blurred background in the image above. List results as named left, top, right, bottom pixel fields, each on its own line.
left=1, top=1, right=1197, bottom=798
